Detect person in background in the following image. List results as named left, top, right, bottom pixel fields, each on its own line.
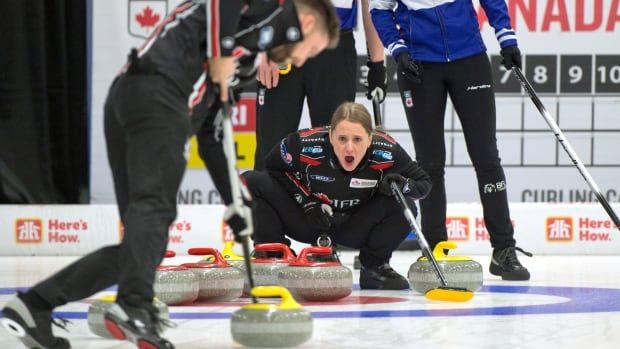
left=253, top=0, right=388, bottom=171
left=370, top=0, right=532, bottom=280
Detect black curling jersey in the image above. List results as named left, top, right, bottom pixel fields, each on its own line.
left=265, top=127, right=432, bottom=213
left=124, top=0, right=303, bottom=111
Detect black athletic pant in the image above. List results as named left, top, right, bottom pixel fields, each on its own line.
left=243, top=171, right=410, bottom=268
left=31, top=73, right=191, bottom=311
left=397, top=53, right=515, bottom=251
left=195, top=100, right=233, bottom=205
left=253, top=31, right=357, bottom=170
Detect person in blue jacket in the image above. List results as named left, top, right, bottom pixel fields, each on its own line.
left=370, top=0, right=532, bottom=280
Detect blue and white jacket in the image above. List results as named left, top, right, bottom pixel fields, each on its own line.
left=370, top=0, right=517, bottom=62
left=334, top=0, right=358, bottom=31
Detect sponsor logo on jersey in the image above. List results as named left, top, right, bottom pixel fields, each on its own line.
left=350, top=178, right=378, bottom=188
left=372, top=141, right=394, bottom=148
left=301, top=137, right=323, bottom=143
left=302, top=146, right=323, bottom=154
left=372, top=149, right=392, bottom=160
left=331, top=198, right=360, bottom=209
left=404, top=90, right=413, bottom=108
left=483, top=181, right=506, bottom=194
left=546, top=217, right=573, bottom=241
left=467, top=84, right=491, bottom=91
left=258, top=88, right=265, bottom=106
left=310, top=174, right=335, bottom=182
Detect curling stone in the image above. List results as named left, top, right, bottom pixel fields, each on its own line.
left=154, top=250, right=199, bottom=305
left=200, top=241, right=247, bottom=268
left=87, top=295, right=169, bottom=338
left=184, top=247, right=244, bottom=302
left=231, top=286, right=313, bottom=348
left=278, top=246, right=352, bottom=301
left=238, top=243, right=297, bottom=294
left=408, top=241, right=483, bottom=293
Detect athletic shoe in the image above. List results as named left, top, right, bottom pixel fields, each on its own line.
left=104, top=303, right=174, bottom=349
left=360, top=263, right=410, bottom=290
left=489, top=246, right=532, bottom=281
left=0, top=292, right=70, bottom=349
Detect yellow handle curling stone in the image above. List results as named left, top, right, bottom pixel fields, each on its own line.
left=407, top=241, right=483, bottom=294
left=231, top=286, right=313, bottom=348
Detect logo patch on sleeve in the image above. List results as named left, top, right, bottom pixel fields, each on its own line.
left=280, top=142, right=292, bottom=165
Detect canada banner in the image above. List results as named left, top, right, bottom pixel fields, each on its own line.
left=128, top=0, right=167, bottom=39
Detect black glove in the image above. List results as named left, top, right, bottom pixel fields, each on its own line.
left=224, top=202, right=253, bottom=243
left=223, top=180, right=254, bottom=243
left=378, top=173, right=411, bottom=196
left=366, top=61, right=387, bottom=103
left=302, top=201, right=333, bottom=231
left=396, top=52, right=422, bottom=83
left=500, top=45, right=522, bottom=70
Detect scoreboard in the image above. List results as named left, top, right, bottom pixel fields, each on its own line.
left=353, top=54, right=620, bottom=95
left=491, top=54, right=620, bottom=95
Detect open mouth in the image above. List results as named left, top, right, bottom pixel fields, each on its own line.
left=344, top=156, right=354, bottom=164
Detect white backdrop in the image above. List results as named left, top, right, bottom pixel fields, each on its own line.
left=90, top=1, right=620, bottom=206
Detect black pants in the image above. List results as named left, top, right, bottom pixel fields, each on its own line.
left=397, top=53, right=515, bottom=250
left=253, top=31, right=357, bottom=170
left=195, top=100, right=233, bottom=204
left=243, top=171, right=410, bottom=267
left=31, top=73, right=191, bottom=310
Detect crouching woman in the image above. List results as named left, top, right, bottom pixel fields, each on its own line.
left=243, top=102, right=431, bottom=289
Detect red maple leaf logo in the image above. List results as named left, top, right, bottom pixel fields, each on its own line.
left=136, top=6, right=160, bottom=28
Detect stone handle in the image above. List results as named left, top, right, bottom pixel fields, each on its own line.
left=187, top=247, right=228, bottom=266
left=254, top=243, right=296, bottom=261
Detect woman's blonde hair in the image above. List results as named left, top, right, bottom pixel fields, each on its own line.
left=329, top=102, right=373, bottom=135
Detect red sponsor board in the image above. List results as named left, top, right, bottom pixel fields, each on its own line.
left=232, top=96, right=256, bottom=132
left=15, top=218, right=43, bottom=243
left=546, top=217, right=573, bottom=241
left=446, top=217, right=469, bottom=241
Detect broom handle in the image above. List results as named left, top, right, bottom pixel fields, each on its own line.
left=390, top=182, right=449, bottom=287
left=372, top=93, right=383, bottom=127
left=512, top=67, right=620, bottom=231
left=220, top=102, right=258, bottom=303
